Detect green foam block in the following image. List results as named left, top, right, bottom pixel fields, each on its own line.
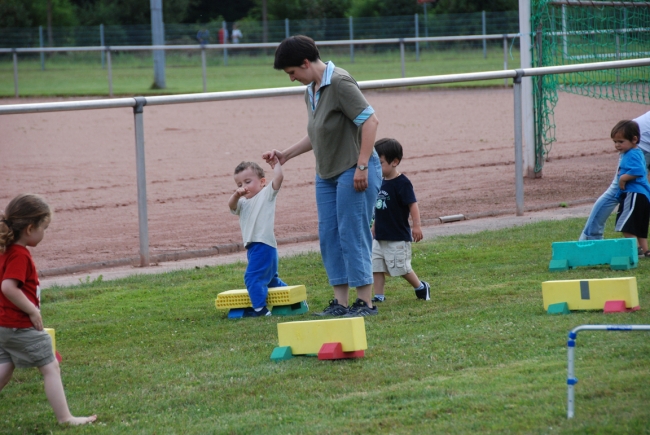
left=272, top=301, right=309, bottom=316
left=547, top=302, right=571, bottom=315
left=270, top=346, right=293, bottom=362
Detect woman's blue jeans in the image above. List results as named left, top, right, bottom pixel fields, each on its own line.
left=315, top=151, right=382, bottom=288
left=579, top=180, right=619, bottom=240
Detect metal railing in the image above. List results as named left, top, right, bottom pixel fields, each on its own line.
left=1, top=57, right=648, bottom=266
left=566, top=324, right=650, bottom=419
left=1, top=33, right=520, bottom=97
left=0, top=12, right=521, bottom=48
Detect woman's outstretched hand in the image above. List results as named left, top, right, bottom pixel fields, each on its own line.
left=263, top=149, right=286, bottom=168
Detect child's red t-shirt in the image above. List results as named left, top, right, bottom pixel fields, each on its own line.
left=0, top=244, right=40, bottom=328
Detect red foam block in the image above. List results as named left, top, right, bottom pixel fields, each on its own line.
left=317, top=342, right=365, bottom=360
left=603, top=300, right=639, bottom=313
left=55, top=351, right=62, bottom=363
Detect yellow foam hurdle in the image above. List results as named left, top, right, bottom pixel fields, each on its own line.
left=44, top=328, right=56, bottom=354
left=215, top=285, right=307, bottom=310
left=277, top=317, right=367, bottom=355
left=542, top=277, right=639, bottom=310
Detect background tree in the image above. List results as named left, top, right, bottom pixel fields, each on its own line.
left=69, top=0, right=190, bottom=26
left=184, top=0, right=256, bottom=23
left=0, top=0, right=76, bottom=28
left=349, top=0, right=420, bottom=18
left=432, top=0, right=518, bottom=14
left=247, top=0, right=351, bottom=21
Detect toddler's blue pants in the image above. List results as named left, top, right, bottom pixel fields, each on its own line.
left=245, top=242, right=287, bottom=309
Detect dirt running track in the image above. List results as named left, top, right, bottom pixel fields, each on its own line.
left=0, top=89, right=647, bottom=272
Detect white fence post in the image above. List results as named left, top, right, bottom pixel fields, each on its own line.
left=150, top=0, right=166, bottom=89
left=400, top=39, right=406, bottom=78
left=39, top=26, right=45, bottom=71
left=415, top=14, right=420, bottom=61
left=133, top=97, right=150, bottom=267
left=349, top=16, right=354, bottom=64
left=222, top=21, right=228, bottom=66
left=12, top=50, right=19, bottom=98
left=482, top=10, right=487, bottom=59
left=513, top=69, right=525, bottom=216
left=503, top=35, right=509, bottom=87
left=100, top=24, right=105, bottom=69
left=106, top=48, right=113, bottom=97
left=519, top=0, right=536, bottom=178
left=201, top=48, right=207, bottom=92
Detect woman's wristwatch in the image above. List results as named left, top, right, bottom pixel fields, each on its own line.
left=357, top=164, right=368, bottom=171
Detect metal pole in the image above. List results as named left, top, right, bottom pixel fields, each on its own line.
left=285, top=18, right=289, bottom=39
left=150, top=0, right=166, bottom=89
left=12, top=50, right=19, bottom=98
left=503, top=35, right=509, bottom=87
left=222, top=21, right=228, bottom=66
left=567, top=335, right=576, bottom=418
left=100, top=24, right=105, bottom=69
left=514, top=69, right=524, bottom=216
left=349, top=16, right=354, bottom=64
left=400, top=39, right=406, bottom=78
left=424, top=3, right=429, bottom=48
left=201, top=48, right=207, bottom=92
left=415, top=14, right=420, bottom=61
left=482, top=10, right=487, bottom=59
left=107, top=48, right=113, bottom=97
left=616, top=33, right=621, bottom=84
left=133, top=97, right=150, bottom=267
left=623, top=8, right=628, bottom=47
left=39, top=26, right=45, bottom=71
left=519, top=0, right=536, bottom=178
left=566, top=325, right=650, bottom=419
left=562, top=5, right=568, bottom=60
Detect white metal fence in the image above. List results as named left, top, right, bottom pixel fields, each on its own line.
left=0, top=34, right=520, bottom=97
left=1, top=57, right=649, bottom=267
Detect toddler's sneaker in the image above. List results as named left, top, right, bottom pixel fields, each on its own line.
left=313, top=299, right=348, bottom=317
left=343, top=298, right=378, bottom=317
left=243, top=306, right=271, bottom=317
left=372, top=295, right=386, bottom=302
left=415, top=281, right=431, bottom=301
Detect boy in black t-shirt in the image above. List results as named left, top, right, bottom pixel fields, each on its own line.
left=371, top=138, right=430, bottom=302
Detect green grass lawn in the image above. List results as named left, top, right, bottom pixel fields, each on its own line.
left=2, top=216, right=649, bottom=434
left=0, top=46, right=519, bottom=97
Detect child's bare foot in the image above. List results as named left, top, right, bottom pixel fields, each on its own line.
left=60, top=415, right=97, bottom=425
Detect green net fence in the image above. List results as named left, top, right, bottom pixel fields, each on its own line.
left=531, top=0, right=650, bottom=173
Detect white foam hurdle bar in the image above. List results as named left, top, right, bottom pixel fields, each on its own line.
left=566, top=324, right=650, bottom=419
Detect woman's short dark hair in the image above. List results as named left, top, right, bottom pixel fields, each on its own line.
left=274, top=35, right=320, bottom=70
left=611, top=120, right=640, bottom=143
left=374, top=138, right=403, bottom=164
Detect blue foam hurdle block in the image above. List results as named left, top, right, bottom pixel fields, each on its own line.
left=227, top=308, right=245, bottom=319
left=549, top=239, right=637, bottom=271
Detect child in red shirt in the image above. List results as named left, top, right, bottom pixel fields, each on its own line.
left=0, top=194, right=96, bottom=425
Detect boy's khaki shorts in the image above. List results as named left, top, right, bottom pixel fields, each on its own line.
left=372, top=239, right=413, bottom=277
left=0, top=327, right=55, bottom=368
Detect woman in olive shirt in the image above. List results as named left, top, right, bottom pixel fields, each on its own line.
left=263, top=35, right=382, bottom=317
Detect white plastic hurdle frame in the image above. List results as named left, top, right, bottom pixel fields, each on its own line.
left=0, top=57, right=648, bottom=267
left=566, top=324, right=650, bottom=419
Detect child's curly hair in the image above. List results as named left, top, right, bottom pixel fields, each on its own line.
left=0, top=194, right=52, bottom=252
left=234, top=161, right=265, bottom=179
